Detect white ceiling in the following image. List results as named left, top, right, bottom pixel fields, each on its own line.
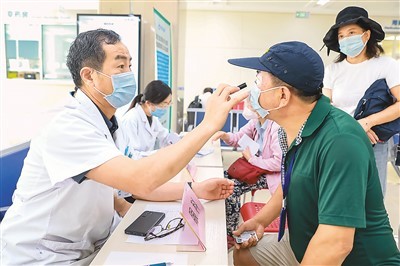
left=181, top=0, right=400, bottom=17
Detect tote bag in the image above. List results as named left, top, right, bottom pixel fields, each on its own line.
left=354, top=79, right=400, bottom=141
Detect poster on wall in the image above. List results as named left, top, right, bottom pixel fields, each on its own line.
left=77, top=14, right=141, bottom=117
left=154, top=8, right=172, bottom=130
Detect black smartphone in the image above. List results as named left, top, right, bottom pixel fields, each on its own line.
left=124, top=211, right=165, bottom=236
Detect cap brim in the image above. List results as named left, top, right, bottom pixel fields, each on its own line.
left=228, top=57, right=271, bottom=72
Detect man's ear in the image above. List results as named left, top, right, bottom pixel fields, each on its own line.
left=279, top=86, right=291, bottom=108
left=80, top=67, right=94, bottom=86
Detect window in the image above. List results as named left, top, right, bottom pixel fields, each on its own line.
left=42, top=25, right=76, bottom=79
left=5, top=24, right=41, bottom=79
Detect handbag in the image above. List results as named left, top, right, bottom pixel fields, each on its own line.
left=227, top=157, right=271, bottom=184
left=354, top=79, right=400, bottom=142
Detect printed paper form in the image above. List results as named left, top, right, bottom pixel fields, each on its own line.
left=238, top=134, right=259, bottom=155
left=195, top=147, right=214, bottom=157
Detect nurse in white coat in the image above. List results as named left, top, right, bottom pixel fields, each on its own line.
left=122, top=80, right=178, bottom=159
left=0, top=29, right=247, bottom=265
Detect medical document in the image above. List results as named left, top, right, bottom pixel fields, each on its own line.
left=238, top=134, right=259, bottom=155
left=195, top=147, right=214, bottom=157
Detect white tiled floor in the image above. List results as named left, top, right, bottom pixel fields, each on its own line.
left=222, top=149, right=400, bottom=266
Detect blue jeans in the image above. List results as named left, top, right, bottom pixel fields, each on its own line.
left=373, top=142, right=388, bottom=197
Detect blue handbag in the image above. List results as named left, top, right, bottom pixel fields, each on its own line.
left=354, top=79, right=400, bottom=142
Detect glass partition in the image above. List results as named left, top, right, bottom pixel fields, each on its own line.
left=42, top=25, right=76, bottom=79
left=5, top=24, right=41, bottom=79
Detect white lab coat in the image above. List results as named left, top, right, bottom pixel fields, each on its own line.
left=121, top=104, right=174, bottom=159
left=1, top=90, right=128, bottom=265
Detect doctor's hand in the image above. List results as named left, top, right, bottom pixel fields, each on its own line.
left=211, top=131, right=229, bottom=143
left=202, top=84, right=249, bottom=132
left=192, top=178, right=234, bottom=200
left=233, top=219, right=265, bottom=250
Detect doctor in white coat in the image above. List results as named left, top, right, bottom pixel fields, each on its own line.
left=121, top=80, right=179, bottom=159
left=0, top=29, right=247, bottom=265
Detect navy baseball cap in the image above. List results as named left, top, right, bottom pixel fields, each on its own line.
left=228, top=41, right=324, bottom=95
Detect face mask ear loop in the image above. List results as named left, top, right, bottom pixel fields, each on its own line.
left=145, top=101, right=155, bottom=114
left=93, top=85, right=108, bottom=97
left=354, top=32, right=368, bottom=58
left=92, top=70, right=113, bottom=97
left=265, top=86, right=286, bottom=113
left=95, top=70, right=111, bottom=79
left=269, top=101, right=285, bottom=113
left=361, top=31, right=369, bottom=45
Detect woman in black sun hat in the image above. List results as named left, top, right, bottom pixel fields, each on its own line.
left=322, top=6, right=400, bottom=197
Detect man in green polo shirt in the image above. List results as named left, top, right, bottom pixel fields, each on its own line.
left=229, top=41, right=400, bottom=265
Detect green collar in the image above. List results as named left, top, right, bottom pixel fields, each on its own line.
left=301, top=95, right=331, bottom=138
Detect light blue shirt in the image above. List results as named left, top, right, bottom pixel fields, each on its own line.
left=255, top=119, right=268, bottom=156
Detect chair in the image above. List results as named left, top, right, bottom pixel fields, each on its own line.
left=0, top=141, right=30, bottom=220
left=237, top=111, right=248, bottom=130
left=240, top=189, right=286, bottom=233
left=242, top=188, right=263, bottom=203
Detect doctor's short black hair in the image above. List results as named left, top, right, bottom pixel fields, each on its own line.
left=66, top=28, right=121, bottom=87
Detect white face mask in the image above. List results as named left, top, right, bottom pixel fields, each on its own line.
left=242, top=99, right=259, bottom=120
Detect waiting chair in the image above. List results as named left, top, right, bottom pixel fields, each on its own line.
left=240, top=189, right=286, bottom=233
left=0, top=141, right=30, bottom=221
left=242, top=188, right=264, bottom=203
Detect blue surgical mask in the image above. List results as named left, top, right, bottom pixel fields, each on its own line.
left=250, top=85, right=269, bottom=118
left=94, top=71, right=137, bottom=108
left=249, top=85, right=282, bottom=118
left=151, top=107, right=167, bottom=118
left=339, top=32, right=367, bottom=58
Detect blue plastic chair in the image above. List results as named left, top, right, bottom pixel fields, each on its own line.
left=0, top=142, right=30, bottom=220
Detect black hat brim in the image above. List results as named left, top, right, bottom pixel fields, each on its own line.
left=323, top=16, right=385, bottom=53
